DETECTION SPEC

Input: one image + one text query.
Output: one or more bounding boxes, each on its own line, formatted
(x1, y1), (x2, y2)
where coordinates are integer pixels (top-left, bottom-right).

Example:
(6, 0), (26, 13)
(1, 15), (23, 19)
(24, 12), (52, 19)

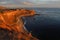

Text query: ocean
(23, 8), (60, 40)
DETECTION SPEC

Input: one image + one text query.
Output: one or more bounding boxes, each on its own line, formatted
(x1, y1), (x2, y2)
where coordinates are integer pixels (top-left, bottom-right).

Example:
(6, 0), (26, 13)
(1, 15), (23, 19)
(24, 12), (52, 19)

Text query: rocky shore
(0, 7), (39, 40)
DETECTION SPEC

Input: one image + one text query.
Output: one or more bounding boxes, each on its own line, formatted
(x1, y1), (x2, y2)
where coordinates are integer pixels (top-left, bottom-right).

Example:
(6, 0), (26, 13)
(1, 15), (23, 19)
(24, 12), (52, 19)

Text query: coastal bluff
(0, 7), (39, 40)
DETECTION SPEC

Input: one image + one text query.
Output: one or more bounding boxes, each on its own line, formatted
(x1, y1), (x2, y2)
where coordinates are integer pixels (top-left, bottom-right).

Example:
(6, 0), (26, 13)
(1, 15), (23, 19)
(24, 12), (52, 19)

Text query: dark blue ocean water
(23, 8), (60, 40)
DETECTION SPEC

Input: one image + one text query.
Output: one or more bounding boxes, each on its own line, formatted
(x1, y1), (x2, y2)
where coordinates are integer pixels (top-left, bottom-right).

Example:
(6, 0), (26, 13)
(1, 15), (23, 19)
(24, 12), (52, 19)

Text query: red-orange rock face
(0, 9), (39, 40)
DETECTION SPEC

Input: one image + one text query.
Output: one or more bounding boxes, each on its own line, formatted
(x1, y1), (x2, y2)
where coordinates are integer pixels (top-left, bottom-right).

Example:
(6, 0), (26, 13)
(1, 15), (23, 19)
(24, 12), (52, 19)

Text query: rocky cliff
(0, 8), (39, 40)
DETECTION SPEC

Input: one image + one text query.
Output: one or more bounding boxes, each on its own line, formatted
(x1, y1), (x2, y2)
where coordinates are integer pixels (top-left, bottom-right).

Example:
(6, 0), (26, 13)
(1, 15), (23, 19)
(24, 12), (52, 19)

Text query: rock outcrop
(0, 8), (39, 40)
